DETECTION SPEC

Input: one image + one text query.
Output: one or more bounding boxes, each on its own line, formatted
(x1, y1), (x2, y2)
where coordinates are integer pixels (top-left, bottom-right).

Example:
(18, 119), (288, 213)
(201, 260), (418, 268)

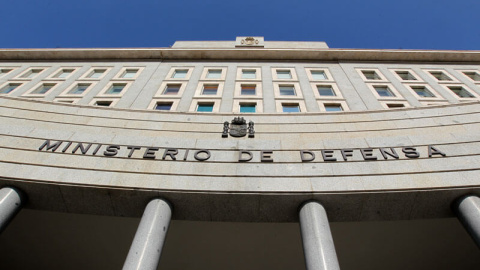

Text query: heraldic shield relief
(222, 117), (255, 138)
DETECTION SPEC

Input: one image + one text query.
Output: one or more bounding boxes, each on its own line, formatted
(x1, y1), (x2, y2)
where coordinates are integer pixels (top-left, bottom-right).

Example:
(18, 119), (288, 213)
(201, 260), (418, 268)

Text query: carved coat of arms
(222, 117), (254, 138)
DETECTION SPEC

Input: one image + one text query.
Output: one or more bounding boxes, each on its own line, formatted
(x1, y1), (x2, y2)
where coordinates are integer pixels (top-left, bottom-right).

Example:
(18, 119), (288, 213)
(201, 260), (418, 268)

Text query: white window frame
(89, 98), (120, 107)
(200, 67), (227, 80)
(148, 99), (180, 111)
(380, 101), (411, 109)
(318, 101), (349, 112)
(236, 67), (261, 81)
(0, 81), (24, 95)
(14, 67), (47, 80)
(112, 67), (145, 80)
(424, 69), (459, 83)
(440, 84), (480, 100)
(155, 81), (187, 98)
(390, 69), (423, 82)
(366, 83), (404, 100)
(234, 82), (263, 98)
(233, 100), (263, 113)
(0, 67), (19, 78)
(165, 67), (194, 80)
(271, 67), (298, 81)
(419, 101), (450, 107)
(275, 100), (307, 113)
(457, 70), (480, 83)
(310, 83), (344, 99)
(189, 99), (221, 113)
(194, 82), (225, 98)
(273, 82), (303, 99)
(405, 84), (444, 101)
(305, 68), (334, 82)
(97, 81), (132, 97)
(22, 81), (62, 97)
(356, 68), (388, 82)
(45, 67), (80, 80)
(58, 81), (97, 97)
(78, 67), (113, 80)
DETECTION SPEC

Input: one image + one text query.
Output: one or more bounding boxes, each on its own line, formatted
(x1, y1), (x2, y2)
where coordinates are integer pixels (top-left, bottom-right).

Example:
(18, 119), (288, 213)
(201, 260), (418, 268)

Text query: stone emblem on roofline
(222, 117), (255, 138)
(235, 36), (264, 47)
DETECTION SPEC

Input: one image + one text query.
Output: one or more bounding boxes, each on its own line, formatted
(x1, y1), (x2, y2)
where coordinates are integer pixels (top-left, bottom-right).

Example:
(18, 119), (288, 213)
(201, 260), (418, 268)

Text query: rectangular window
(463, 71), (480, 81)
(448, 86), (475, 98)
(121, 69), (138, 79)
(279, 85), (296, 96)
(31, 83), (55, 94)
(317, 85), (336, 96)
(95, 101), (112, 107)
(105, 83), (126, 94)
(362, 70), (381, 80)
(206, 69), (222, 79)
(202, 84), (218, 95)
(0, 83), (21, 94)
(430, 71), (452, 81)
(241, 84), (256, 95)
(241, 69), (256, 79)
(396, 71), (417, 81)
(282, 103), (300, 113)
(374, 86), (395, 97)
(55, 69), (75, 79)
(311, 71), (328, 80)
(163, 84), (181, 95)
(172, 69), (188, 79)
(67, 83), (91, 95)
(411, 86), (435, 97)
(240, 103), (256, 113)
(324, 104), (343, 112)
(387, 103), (405, 108)
(88, 69), (106, 79)
(277, 70), (292, 79)
(196, 102), (214, 112)
(154, 102), (173, 111)
(21, 69), (43, 79)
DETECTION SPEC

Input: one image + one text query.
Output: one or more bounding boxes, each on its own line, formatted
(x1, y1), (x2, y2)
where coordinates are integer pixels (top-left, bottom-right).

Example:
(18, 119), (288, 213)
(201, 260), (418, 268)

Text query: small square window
(172, 69), (188, 79)
(387, 103), (405, 108)
(0, 68), (13, 76)
(463, 71), (480, 82)
(206, 69), (222, 79)
(95, 101), (112, 107)
(317, 85), (336, 96)
(31, 83), (55, 94)
(324, 104), (343, 112)
(430, 71), (452, 81)
(277, 70), (292, 79)
(105, 83), (126, 94)
(240, 103), (256, 113)
(163, 84), (181, 95)
(155, 102), (173, 111)
(121, 69), (138, 79)
(196, 103), (214, 112)
(411, 86), (435, 98)
(279, 85), (296, 96)
(362, 70), (381, 80)
(395, 71), (417, 81)
(241, 84), (256, 95)
(374, 86), (395, 97)
(311, 71), (328, 80)
(21, 69), (43, 79)
(448, 86), (475, 98)
(242, 69), (256, 79)
(282, 103), (300, 113)
(67, 83), (91, 95)
(55, 69), (75, 79)
(0, 83), (21, 94)
(202, 84), (218, 95)
(88, 69), (106, 79)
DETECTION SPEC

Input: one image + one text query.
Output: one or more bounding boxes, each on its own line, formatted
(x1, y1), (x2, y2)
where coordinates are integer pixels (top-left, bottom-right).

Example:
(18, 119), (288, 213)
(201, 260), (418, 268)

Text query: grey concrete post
(123, 198), (172, 270)
(0, 187), (24, 233)
(454, 195), (480, 248)
(299, 201), (340, 270)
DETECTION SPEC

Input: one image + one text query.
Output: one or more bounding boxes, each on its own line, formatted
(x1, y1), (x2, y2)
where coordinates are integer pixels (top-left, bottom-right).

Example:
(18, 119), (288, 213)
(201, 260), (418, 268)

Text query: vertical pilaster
(0, 187), (24, 233)
(453, 195), (480, 248)
(123, 198), (172, 270)
(299, 201), (340, 270)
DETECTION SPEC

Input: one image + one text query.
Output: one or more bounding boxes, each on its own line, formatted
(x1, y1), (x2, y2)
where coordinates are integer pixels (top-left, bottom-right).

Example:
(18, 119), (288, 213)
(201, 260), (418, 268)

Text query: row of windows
(0, 67), (143, 81)
(359, 68), (480, 83)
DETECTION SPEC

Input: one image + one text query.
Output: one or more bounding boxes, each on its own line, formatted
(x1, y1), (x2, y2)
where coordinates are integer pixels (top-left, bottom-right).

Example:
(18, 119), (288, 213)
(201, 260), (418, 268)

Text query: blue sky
(1, 0), (479, 50)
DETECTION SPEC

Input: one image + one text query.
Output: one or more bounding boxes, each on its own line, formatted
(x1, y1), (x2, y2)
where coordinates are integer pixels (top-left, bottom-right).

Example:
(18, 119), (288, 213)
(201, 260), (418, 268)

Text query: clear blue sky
(1, 0), (479, 50)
